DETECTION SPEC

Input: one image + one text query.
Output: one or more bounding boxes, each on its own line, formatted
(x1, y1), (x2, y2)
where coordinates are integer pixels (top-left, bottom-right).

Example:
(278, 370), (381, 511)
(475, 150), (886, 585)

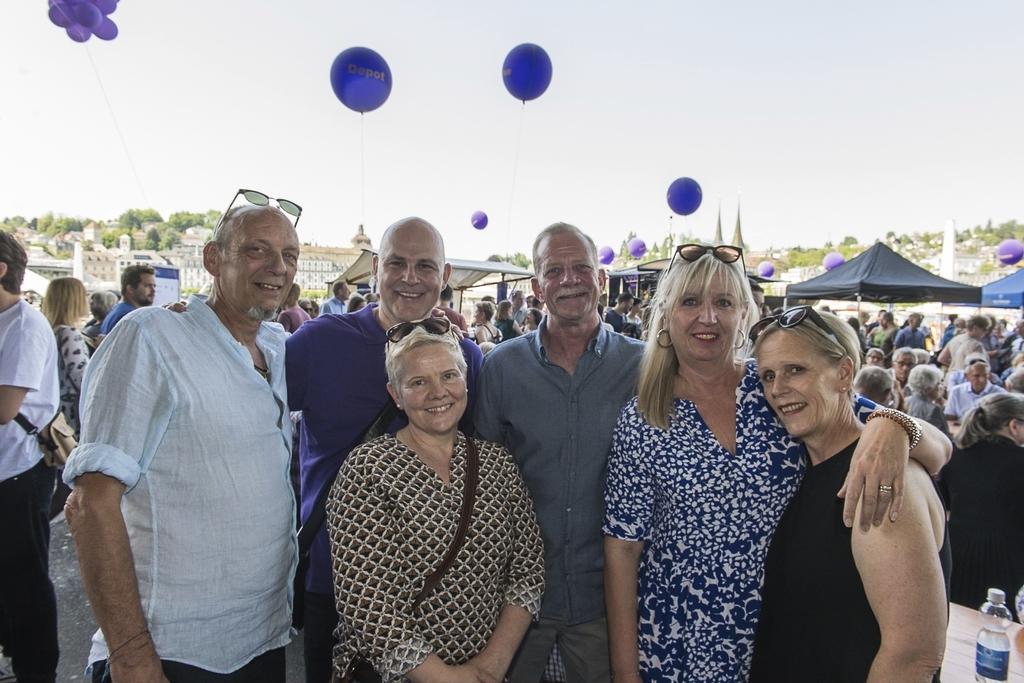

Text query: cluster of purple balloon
(48, 0), (119, 43)
(596, 240), (646, 266)
(998, 239), (1024, 266)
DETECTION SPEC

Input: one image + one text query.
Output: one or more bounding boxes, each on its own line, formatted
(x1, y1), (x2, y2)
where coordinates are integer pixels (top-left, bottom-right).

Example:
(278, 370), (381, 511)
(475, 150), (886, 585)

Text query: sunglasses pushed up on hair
(385, 317), (454, 345)
(218, 189), (303, 229)
(748, 305), (839, 344)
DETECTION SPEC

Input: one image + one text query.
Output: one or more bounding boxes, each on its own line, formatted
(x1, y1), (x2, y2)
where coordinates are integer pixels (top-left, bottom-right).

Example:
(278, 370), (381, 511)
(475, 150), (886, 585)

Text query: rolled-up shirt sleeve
(500, 445), (545, 616)
(63, 317), (174, 491)
(327, 448), (433, 680)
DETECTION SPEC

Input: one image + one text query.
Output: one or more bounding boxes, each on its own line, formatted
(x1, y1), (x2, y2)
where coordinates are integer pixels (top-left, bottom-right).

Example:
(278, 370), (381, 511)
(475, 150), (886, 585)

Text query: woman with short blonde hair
(328, 322), (544, 683)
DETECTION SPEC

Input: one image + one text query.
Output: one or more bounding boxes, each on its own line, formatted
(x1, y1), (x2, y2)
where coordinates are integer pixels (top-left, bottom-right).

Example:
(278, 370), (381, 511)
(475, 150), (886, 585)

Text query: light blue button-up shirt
(64, 295), (296, 674)
(318, 296), (347, 316)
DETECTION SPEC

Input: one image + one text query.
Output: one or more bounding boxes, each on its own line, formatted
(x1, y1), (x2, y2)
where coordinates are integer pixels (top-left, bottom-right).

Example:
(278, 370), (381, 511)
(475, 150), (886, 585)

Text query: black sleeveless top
(749, 440), (951, 683)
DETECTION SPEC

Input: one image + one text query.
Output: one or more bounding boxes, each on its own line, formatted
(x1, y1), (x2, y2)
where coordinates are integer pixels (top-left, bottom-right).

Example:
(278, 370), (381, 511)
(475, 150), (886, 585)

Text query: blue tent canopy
(981, 268), (1024, 308)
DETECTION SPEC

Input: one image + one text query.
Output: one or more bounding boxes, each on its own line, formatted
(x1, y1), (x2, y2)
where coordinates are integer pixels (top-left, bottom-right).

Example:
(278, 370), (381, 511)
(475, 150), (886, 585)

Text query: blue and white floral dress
(603, 360), (802, 683)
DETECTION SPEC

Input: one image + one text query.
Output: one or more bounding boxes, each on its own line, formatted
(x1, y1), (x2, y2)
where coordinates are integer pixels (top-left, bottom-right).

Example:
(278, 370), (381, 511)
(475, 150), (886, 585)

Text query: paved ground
(50, 514), (307, 682)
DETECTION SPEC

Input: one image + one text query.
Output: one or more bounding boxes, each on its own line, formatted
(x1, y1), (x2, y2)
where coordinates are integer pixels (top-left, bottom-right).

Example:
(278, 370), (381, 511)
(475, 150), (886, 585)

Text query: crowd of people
(0, 205), (1022, 683)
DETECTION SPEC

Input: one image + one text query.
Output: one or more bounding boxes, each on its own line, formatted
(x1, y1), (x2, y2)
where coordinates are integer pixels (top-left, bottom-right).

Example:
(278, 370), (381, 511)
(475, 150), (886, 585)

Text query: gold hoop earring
(734, 335), (747, 350)
(657, 329), (672, 348)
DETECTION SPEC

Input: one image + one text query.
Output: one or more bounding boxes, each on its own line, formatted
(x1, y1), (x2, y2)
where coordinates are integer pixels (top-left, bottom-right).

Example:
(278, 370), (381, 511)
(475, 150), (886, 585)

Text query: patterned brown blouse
(327, 433), (545, 682)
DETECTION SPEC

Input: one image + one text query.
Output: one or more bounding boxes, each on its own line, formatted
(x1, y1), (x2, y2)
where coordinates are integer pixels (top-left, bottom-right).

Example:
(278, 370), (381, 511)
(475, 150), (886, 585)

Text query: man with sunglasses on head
(285, 216), (484, 683)
(473, 223), (646, 683)
(64, 193), (302, 683)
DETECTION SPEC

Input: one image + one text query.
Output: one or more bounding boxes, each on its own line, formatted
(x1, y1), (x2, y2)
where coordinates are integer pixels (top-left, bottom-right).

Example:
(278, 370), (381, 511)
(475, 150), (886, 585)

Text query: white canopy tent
(336, 249), (534, 308)
(22, 268), (52, 295)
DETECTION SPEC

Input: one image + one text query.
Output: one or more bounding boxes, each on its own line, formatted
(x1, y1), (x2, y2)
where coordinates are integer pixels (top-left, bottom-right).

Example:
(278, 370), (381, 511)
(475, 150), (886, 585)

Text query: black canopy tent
(784, 243), (981, 306)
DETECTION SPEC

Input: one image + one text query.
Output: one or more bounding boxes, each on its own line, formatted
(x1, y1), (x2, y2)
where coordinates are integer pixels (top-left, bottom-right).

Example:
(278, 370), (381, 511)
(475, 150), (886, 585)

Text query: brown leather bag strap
(410, 432), (479, 610)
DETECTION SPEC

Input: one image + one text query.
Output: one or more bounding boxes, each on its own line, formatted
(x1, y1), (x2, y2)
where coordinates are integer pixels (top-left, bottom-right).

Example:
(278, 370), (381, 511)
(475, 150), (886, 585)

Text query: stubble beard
(247, 306), (277, 322)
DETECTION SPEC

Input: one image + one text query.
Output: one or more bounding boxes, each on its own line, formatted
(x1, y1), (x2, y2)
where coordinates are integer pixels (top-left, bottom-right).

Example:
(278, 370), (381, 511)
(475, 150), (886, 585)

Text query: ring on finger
(878, 484), (894, 493)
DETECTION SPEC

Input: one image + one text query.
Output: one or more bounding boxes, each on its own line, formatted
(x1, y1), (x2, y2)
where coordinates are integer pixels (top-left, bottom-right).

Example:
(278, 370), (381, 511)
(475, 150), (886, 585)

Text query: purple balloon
(667, 177), (703, 216)
(48, 3), (75, 27)
(502, 44), (553, 102)
(93, 16), (117, 40)
(628, 238), (647, 259)
(471, 211), (488, 230)
(93, 0), (117, 14)
(74, 1), (102, 28)
(757, 261), (775, 278)
(66, 24), (92, 42)
(329, 47), (393, 114)
(997, 239), (1024, 266)
(822, 252), (846, 271)
(598, 246), (615, 265)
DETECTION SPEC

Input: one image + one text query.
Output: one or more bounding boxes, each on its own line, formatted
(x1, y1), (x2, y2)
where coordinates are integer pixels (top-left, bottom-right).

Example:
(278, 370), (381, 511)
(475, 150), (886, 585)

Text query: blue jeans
(0, 459), (59, 683)
(91, 646), (285, 682)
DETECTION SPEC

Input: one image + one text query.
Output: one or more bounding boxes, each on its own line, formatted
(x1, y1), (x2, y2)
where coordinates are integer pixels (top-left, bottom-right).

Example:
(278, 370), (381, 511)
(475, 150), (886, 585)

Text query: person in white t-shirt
(0, 232), (60, 682)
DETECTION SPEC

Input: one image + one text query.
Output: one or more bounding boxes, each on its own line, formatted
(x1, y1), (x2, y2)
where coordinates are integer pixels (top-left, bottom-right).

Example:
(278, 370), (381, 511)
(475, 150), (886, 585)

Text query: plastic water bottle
(976, 588), (1012, 682)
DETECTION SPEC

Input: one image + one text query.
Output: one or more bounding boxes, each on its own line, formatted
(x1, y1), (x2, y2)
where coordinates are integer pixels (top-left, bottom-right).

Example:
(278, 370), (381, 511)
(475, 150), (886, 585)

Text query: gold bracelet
(865, 407), (922, 450)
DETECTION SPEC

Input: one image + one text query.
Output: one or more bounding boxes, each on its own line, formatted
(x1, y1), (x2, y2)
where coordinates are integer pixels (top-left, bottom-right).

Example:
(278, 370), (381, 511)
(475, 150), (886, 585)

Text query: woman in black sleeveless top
(749, 308), (950, 683)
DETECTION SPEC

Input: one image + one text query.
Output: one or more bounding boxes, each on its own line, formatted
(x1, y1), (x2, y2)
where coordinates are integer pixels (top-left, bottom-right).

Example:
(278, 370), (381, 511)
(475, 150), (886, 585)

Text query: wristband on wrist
(865, 407), (922, 450)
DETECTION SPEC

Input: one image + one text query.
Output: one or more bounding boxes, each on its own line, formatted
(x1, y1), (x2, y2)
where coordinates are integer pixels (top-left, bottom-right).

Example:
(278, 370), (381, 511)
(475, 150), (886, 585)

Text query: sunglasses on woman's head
(748, 305), (839, 344)
(673, 243), (744, 265)
(386, 317), (454, 344)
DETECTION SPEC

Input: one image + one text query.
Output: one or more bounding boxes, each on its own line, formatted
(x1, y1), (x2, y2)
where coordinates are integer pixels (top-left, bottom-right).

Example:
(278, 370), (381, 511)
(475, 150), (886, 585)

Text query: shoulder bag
(335, 434), (480, 683)
(15, 411), (77, 468)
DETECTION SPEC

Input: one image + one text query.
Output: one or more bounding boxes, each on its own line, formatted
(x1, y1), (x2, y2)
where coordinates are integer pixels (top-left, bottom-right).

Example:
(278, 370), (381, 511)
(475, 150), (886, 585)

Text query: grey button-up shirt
(474, 319), (644, 624)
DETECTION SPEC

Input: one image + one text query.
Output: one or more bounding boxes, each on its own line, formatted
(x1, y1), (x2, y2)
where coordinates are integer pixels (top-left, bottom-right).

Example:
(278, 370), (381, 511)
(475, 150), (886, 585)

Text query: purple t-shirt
(276, 306), (310, 334)
(285, 303), (484, 594)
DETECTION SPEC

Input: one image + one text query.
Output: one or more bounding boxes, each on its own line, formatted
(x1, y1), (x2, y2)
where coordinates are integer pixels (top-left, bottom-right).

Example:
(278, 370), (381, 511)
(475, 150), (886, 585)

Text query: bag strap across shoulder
(14, 412), (39, 435)
(411, 432), (479, 610)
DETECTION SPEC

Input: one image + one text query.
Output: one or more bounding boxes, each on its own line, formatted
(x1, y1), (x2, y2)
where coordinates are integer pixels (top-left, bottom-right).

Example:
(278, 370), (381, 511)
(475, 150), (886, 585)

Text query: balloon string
(84, 44), (149, 207)
(505, 102), (525, 258)
(360, 113), (366, 229)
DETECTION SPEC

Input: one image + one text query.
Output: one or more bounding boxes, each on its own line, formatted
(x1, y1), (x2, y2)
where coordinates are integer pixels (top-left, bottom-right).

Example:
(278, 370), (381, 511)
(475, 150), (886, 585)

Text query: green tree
(505, 252), (531, 269)
(166, 211), (208, 233)
(841, 236), (858, 246)
(102, 228), (133, 249)
(117, 208), (164, 232)
(1, 216), (26, 229)
(159, 231), (180, 251)
(144, 227), (162, 250)
(618, 232), (637, 260)
(36, 212), (88, 235)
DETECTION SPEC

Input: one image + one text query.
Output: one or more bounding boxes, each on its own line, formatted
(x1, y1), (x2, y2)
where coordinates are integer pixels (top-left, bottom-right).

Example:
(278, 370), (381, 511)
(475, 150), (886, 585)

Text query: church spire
(712, 197), (724, 245)
(731, 195), (744, 248)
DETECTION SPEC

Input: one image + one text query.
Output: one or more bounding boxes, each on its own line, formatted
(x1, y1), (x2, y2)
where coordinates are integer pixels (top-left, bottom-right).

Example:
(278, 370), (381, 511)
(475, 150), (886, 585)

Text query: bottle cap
(988, 588), (1006, 604)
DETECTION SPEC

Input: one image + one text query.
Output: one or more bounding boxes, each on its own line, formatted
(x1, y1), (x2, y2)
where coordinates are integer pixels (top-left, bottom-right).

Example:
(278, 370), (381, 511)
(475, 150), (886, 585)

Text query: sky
(2, 0), (1022, 261)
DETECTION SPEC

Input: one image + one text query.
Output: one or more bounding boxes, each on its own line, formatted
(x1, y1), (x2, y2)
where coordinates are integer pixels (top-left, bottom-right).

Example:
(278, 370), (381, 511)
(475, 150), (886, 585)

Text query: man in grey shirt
(474, 222), (644, 683)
